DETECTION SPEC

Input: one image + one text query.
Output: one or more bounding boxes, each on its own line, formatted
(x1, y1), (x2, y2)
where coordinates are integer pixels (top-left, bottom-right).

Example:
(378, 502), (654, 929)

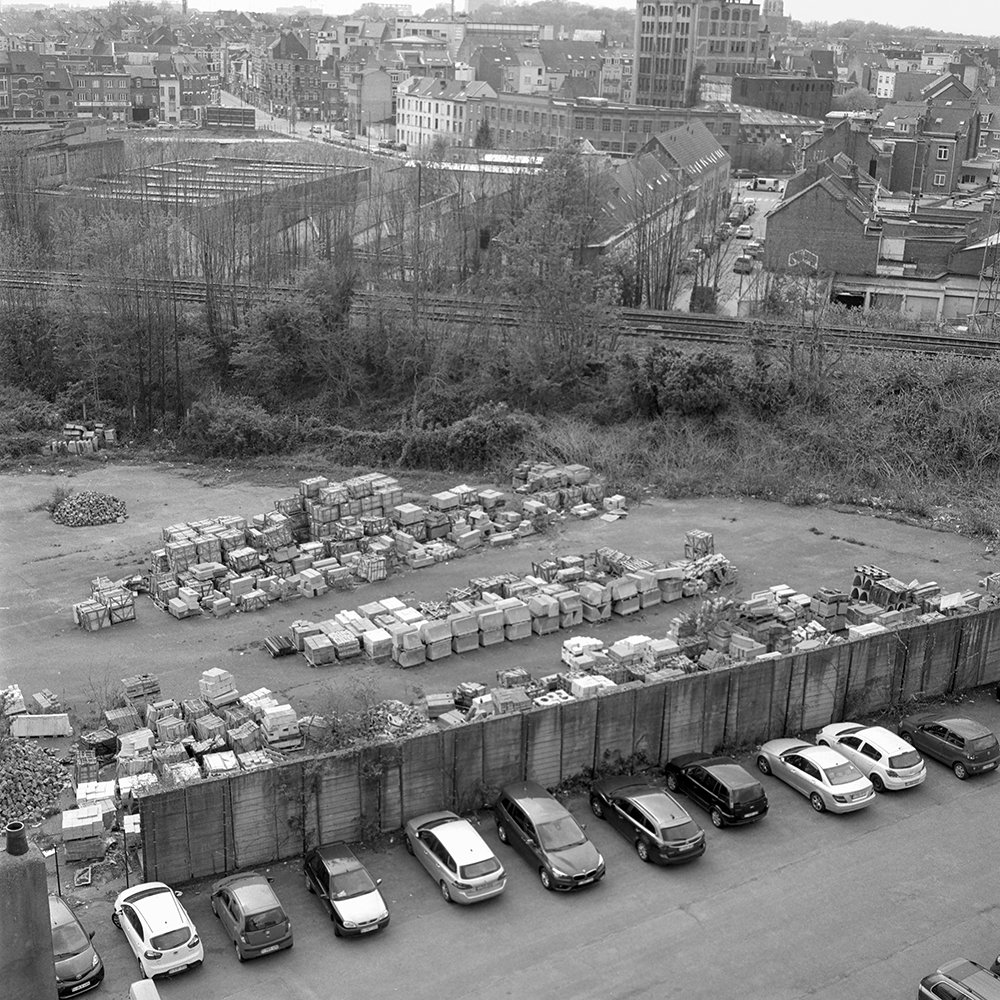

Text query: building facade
(633, 0), (767, 109)
(733, 74), (832, 118)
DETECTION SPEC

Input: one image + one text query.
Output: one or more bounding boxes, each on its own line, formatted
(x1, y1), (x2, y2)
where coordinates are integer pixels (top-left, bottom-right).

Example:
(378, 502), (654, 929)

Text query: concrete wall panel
(481, 714), (525, 789)
(665, 674), (706, 756)
(801, 647), (845, 729)
(232, 771), (280, 869)
(702, 668), (732, 752)
(525, 706), (562, 788)
(185, 780), (232, 877)
(401, 732), (446, 820)
(315, 754), (362, 846)
(632, 680), (666, 763)
(595, 687), (636, 766)
(559, 697), (598, 775)
(733, 660), (774, 745)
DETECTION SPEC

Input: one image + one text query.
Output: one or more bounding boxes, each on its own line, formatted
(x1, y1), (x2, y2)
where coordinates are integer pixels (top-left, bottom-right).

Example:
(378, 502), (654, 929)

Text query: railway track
(0, 269), (996, 357)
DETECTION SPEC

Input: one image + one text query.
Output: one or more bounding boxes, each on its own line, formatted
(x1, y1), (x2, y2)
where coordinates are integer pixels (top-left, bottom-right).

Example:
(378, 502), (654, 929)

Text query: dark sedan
(664, 753), (768, 827)
(589, 776), (705, 865)
(897, 713), (1000, 779)
(49, 895), (104, 998)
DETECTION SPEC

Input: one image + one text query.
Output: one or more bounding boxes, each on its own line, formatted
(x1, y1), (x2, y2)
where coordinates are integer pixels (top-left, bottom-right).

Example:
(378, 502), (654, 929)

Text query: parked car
(589, 776), (705, 865)
(745, 239), (764, 258)
(663, 753), (768, 827)
(897, 713), (1000, 779)
(395, 142), (407, 151)
(742, 198), (757, 215)
(735, 224), (754, 239)
(303, 842), (389, 935)
(377, 139), (394, 148)
(733, 255), (754, 274)
(816, 722), (926, 792)
(404, 810), (506, 904)
(716, 222), (734, 239)
(694, 234), (718, 256)
(112, 882), (204, 980)
(343, 132), (356, 141)
(210, 872), (293, 960)
(493, 780), (605, 890)
(50, 894), (104, 998)
(309, 125), (323, 134)
(756, 739), (875, 813)
(919, 959), (1000, 999)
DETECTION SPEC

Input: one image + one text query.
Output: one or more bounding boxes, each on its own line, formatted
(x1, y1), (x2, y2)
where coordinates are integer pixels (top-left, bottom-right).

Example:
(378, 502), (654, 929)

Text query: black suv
(494, 780), (605, 891)
(664, 753), (769, 827)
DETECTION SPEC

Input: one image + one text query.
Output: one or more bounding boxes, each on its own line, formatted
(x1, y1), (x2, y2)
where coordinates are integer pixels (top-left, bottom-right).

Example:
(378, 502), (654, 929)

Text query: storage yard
(3, 461), (1000, 1000)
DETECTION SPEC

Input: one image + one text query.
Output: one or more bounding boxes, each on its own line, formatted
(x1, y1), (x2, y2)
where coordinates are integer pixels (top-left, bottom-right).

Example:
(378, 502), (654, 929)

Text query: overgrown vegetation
(2, 145), (999, 536)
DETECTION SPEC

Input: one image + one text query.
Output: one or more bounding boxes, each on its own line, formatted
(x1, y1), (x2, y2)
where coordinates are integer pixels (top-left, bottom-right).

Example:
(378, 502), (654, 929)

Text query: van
(750, 177), (781, 192)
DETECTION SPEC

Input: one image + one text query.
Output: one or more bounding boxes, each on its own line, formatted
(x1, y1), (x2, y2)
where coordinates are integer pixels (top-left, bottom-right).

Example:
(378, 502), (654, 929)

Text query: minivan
(494, 780), (605, 891)
(750, 177), (781, 192)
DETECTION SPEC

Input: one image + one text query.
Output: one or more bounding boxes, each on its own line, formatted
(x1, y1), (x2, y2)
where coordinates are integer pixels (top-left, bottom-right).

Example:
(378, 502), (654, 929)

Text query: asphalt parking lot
(78, 692), (1000, 1000)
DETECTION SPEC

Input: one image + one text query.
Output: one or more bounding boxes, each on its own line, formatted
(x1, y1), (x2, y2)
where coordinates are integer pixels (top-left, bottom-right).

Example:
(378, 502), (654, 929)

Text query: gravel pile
(0, 739), (69, 828)
(52, 491), (127, 527)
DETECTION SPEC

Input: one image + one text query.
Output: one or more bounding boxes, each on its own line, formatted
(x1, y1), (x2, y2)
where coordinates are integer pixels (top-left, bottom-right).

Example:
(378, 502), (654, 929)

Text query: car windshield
(823, 762), (861, 785)
(329, 869), (376, 899)
(245, 907), (285, 931)
(150, 927), (190, 950)
(661, 820), (700, 841)
(536, 816), (586, 851)
(731, 785), (762, 804)
(51, 919), (90, 959)
(460, 857), (501, 880)
(888, 750), (922, 769)
(971, 736), (997, 752)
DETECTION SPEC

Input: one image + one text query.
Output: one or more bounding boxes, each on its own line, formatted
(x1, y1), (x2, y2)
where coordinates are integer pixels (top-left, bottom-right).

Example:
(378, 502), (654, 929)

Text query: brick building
(0, 52), (74, 120)
(732, 74), (833, 118)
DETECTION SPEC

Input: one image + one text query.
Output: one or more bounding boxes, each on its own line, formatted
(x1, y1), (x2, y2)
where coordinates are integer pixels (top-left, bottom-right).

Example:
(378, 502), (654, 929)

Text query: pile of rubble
(0, 739), (70, 828)
(52, 491), (127, 527)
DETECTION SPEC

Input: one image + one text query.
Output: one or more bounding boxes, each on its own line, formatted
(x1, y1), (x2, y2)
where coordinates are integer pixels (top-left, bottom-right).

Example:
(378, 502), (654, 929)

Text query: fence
(140, 606), (1000, 883)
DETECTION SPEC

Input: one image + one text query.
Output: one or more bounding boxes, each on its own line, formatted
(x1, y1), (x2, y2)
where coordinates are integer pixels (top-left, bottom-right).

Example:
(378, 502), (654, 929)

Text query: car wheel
(405, 836), (414, 856)
(137, 957), (146, 979)
(900, 732), (914, 744)
(953, 761), (968, 780)
(235, 941), (244, 963)
(636, 839), (651, 863)
(871, 774), (885, 793)
(211, 899), (219, 918)
(539, 869), (553, 891)
(756, 755), (771, 775)
(665, 773), (679, 792)
(111, 912), (121, 929)
(710, 807), (724, 828)
(305, 872), (314, 893)
(497, 824), (509, 845)
(589, 796), (604, 819)
(810, 792), (826, 813)
(333, 923), (341, 937)
(440, 880), (452, 903)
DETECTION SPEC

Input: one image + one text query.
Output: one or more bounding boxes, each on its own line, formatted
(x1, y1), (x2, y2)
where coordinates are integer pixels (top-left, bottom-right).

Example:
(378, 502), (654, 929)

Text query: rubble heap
(0, 739), (70, 827)
(52, 491), (128, 527)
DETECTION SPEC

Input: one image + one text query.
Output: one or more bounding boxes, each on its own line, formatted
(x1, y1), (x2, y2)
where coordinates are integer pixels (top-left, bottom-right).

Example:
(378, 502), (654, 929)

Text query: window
(936, 147), (949, 160)
(933, 172), (946, 187)
(600, 118), (611, 131)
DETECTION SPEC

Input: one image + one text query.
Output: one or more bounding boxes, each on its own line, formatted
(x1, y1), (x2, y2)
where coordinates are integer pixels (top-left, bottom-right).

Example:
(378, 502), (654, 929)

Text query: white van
(750, 177), (782, 192)
(130, 982), (162, 1000)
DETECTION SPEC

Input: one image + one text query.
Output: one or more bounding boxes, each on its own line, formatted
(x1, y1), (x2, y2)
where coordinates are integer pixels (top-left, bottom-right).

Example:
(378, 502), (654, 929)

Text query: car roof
(123, 885), (185, 928)
(500, 781), (568, 822)
(941, 960), (1000, 999)
(625, 787), (691, 825)
(432, 818), (494, 861)
(228, 876), (281, 913)
(938, 718), (995, 739)
(314, 842), (364, 875)
(48, 894), (78, 929)
(704, 760), (760, 789)
(850, 725), (913, 749)
(800, 745), (851, 767)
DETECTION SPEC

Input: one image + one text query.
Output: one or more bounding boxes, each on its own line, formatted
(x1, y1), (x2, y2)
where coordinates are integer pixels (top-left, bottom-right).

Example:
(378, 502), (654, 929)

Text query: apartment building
(633, 0), (767, 109)
(396, 75), (495, 149)
(0, 51), (74, 119)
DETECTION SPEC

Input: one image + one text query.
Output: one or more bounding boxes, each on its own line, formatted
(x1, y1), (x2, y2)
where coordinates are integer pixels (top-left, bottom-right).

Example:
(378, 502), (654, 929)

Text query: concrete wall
(141, 606), (1000, 884)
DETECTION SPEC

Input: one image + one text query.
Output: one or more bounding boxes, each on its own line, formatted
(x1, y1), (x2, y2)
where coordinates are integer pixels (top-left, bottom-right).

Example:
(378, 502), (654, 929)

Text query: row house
(599, 47), (634, 103)
(396, 76), (495, 150)
(343, 49), (394, 134)
(0, 52), (74, 120)
(260, 31), (324, 120)
(72, 67), (130, 119)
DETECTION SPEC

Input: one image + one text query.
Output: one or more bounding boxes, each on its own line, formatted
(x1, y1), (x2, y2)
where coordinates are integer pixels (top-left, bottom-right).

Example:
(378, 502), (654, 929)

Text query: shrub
(179, 394), (292, 458)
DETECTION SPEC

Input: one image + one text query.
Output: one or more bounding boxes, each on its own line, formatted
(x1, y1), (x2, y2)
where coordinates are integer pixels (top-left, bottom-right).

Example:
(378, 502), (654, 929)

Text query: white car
(404, 810), (506, 904)
(735, 224), (754, 239)
(816, 722), (926, 792)
(112, 882), (204, 980)
(756, 739), (875, 813)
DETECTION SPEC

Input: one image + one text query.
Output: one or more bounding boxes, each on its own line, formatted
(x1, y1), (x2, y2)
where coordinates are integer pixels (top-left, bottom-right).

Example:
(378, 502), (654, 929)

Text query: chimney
(0, 821), (58, 999)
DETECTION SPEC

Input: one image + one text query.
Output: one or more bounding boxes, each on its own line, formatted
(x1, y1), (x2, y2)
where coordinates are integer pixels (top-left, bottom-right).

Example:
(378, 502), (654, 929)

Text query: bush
(179, 394), (292, 458)
(0, 431), (49, 458)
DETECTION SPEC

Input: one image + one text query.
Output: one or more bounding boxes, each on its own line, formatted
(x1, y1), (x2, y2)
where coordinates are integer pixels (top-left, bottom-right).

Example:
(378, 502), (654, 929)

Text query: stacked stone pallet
(62, 805), (105, 861)
(199, 668), (239, 709)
